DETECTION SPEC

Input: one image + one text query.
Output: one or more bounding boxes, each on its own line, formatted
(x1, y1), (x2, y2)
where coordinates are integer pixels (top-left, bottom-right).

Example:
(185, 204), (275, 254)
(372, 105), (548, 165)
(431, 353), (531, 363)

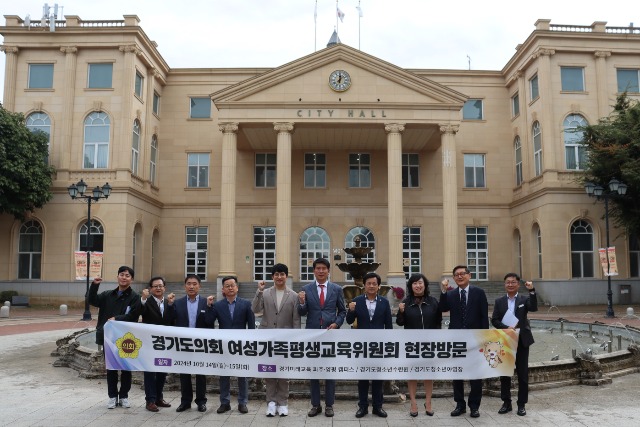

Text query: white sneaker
(120, 397), (130, 408)
(277, 405), (288, 416)
(107, 397), (117, 409)
(266, 401), (277, 417)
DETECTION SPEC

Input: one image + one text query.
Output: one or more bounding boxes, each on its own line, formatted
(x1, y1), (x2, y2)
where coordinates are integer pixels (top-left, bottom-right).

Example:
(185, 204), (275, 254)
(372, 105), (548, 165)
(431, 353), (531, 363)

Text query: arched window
(132, 224), (141, 272)
(532, 121), (542, 177)
(83, 112), (110, 169)
(535, 225), (543, 278)
(151, 229), (159, 276)
(150, 135), (158, 185)
(79, 220), (104, 252)
(564, 114), (588, 170)
(299, 227), (331, 281)
(514, 136), (523, 186)
(18, 220), (43, 279)
(571, 220), (594, 278)
(26, 112), (51, 162)
(514, 229), (522, 277)
(131, 120), (141, 175)
(344, 227), (376, 281)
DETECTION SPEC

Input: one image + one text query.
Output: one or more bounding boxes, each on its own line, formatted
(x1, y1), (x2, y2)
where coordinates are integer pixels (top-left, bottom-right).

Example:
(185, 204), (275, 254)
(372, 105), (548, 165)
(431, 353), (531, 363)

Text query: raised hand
(298, 290), (306, 304)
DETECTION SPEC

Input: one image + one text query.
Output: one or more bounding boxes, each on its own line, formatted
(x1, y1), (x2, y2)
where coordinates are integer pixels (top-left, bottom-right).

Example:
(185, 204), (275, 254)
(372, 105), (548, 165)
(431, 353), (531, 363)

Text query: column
(218, 122), (239, 284)
(0, 46), (19, 110)
(534, 48), (555, 173)
(440, 124), (460, 276)
(594, 51), (611, 119)
(385, 123), (405, 286)
(59, 46), (78, 170)
(141, 67), (157, 183)
(118, 44), (139, 170)
(274, 122), (294, 276)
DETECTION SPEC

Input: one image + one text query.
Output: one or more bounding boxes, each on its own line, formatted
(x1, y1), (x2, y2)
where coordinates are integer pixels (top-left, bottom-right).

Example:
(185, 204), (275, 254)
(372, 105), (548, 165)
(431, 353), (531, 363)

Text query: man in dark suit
(297, 258), (346, 418)
(208, 276), (255, 415)
(140, 276), (176, 412)
(491, 273), (537, 416)
(346, 272), (392, 418)
(174, 274), (215, 413)
(439, 265), (489, 418)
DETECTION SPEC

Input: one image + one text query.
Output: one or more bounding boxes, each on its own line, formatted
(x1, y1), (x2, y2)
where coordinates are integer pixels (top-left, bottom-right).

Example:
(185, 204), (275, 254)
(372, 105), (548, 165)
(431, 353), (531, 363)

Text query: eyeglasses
(505, 280), (519, 285)
(223, 283), (237, 288)
(453, 272), (469, 277)
(151, 285), (165, 288)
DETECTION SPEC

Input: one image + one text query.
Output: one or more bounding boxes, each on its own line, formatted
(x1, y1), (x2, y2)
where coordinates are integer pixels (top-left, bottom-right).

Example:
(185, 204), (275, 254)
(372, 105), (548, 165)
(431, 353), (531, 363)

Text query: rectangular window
(402, 153), (419, 188)
(185, 226), (207, 280)
(466, 226), (488, 281)
(511, 92), (520, 117)
(150, 137), (158, 185)
(28, 64), (54, 89)
(190, 97), (211, 118)
(304, 153), (326, 188)
(630, 234), (640, 277)
(561, 66), (585, 92)
(533, 123), (542, 177)
(617, 69), (640, 93)
(187, 153), (210, 188)
(462, 99), (483, 120)
(87, 63), (113, 89)
(529, 74), (539, 101)
(153, 92), (160, 115)
(464, 154), (486, 188)
(254, 226), (276, 281)
(515, 138), (523, 186)
(255, 153), (276, 188)
(349, 153), (371, 188)
(402, 226), (421, 280)
(134, 71), (143, 98)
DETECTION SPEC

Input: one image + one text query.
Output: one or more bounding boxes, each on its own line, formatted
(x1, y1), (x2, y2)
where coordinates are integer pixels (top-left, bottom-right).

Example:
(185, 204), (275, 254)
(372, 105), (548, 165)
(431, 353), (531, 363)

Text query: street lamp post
(584, 178), (627, 318)
(67, 179), (112, 321)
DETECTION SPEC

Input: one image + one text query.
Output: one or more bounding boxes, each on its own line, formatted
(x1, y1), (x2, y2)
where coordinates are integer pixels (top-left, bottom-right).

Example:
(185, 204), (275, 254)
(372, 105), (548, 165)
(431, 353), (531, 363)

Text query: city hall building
(1, 14), (639, 305)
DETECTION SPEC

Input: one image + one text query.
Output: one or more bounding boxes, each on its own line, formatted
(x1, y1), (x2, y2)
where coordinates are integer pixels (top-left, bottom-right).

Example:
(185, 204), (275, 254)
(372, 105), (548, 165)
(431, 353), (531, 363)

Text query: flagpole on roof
(314, 0), (318, 51)
(336, 0), (339, 36)
(357, 0), (362, 50)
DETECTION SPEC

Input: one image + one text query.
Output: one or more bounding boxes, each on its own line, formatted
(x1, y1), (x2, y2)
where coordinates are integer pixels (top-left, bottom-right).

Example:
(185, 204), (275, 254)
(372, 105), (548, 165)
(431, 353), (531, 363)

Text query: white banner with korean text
(104, 321), (518, 380)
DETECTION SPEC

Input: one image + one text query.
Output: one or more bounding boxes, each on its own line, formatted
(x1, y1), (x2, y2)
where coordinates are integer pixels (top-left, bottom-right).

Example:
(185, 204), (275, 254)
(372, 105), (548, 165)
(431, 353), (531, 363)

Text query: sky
(1, 0), (637, 101)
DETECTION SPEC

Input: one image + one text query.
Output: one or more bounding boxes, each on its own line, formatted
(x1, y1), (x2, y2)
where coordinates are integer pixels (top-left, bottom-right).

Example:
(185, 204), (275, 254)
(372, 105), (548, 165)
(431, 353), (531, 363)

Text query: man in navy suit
(491, 273), (537, 416)
(297, 258), (346, 417)
(439, 265), (489, 418)
(174, 274), (215, 413)
(208, 276), (255, 415)
(140, 276), (176, 412)
(346, 272), (392, 418)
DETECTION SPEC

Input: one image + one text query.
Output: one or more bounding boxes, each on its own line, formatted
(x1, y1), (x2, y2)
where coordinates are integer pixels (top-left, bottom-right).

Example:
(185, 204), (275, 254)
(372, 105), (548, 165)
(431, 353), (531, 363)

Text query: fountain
(335, 236), (390, 302)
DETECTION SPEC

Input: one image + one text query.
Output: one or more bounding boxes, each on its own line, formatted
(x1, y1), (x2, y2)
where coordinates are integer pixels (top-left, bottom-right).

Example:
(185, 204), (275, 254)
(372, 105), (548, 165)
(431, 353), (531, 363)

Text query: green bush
(0, 290), (18, 304)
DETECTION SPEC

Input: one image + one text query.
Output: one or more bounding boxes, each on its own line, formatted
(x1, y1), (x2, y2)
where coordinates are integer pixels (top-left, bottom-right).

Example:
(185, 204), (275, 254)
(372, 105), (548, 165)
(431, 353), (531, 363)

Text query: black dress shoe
(470, 408), (480, 418)
(176, 403), (191, 412)
(355, 407), (368, 418)
(156, 399), (171, 408)
(517, 405), (526, 416)
(372, 407), (387, 418)
(450, 406), (466, 416)
(216, 403), (231, 414)
(324, 406), (334, 417)
(498, 402), (512, 414)
(307, 405), (322, 417)
(146, 402), (159, 412)
(197, 404), (206, 412)
(238, 403), (248, 414)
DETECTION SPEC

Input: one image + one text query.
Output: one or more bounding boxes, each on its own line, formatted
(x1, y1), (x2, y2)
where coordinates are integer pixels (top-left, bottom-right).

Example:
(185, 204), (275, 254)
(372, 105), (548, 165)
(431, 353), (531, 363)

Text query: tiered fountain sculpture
(336, 236), (390, 302)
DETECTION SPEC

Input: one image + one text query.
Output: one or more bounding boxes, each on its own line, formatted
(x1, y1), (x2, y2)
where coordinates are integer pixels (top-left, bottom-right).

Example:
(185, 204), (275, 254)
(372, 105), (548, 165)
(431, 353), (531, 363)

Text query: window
(464, 154), (485, 188)
(79, 220), (104, 252)
(532, 121), (542, 177)
(187, 153), (209, 188)
(87, 63), (113, 89)
(150, 135), (158, 185)
(402, 153), (419, 188)
(514, 136), (523, 186)
(511, 92), (520, 117)
(344, 227), (376, 281)
(185, 226), (207, 280)
(134, 71), (143, 98)
(28, 64), (53, 89)
(463, 99), (483, 120)
(564, 114), (588, 170)
(561, 66), (585, 92)
(466, 226), (488, 281)
(153, 92), (160, 115)
(18, 220), (43, 279)
(515, 230), (522, 278)
(300, 227), (330, 281)
(348, 153), (371, 188)
(132, 225), (140, 272)
(254, 226), (276, 281)
(83, 112), (110, 169)
(26, 112), (51, 162)
(571, 220), (594, 278)
(529, 74), (539, 101)
(189, 97), (211, 118)
(535, 226), (543, 278)
(630, 234), (640, 277)
(151, 229), (159, 276)
(403, 226), (421, 280)
(255, 153), (276, 188)
(304, 153), (326, 188)
(131, 120), (141, 176)
(617, 69), (640, 93)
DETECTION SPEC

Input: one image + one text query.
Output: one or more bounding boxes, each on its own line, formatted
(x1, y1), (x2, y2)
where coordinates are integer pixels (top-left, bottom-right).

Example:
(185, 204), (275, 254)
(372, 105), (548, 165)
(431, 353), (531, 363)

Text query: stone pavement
(1, 304), (640, 426)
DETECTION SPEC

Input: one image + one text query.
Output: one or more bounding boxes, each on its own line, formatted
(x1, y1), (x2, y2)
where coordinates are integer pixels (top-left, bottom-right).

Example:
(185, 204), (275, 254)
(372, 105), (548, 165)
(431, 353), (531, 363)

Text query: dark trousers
(107, 369), (132, 399)
(179, 373), (207, 405)
(357, 380), (383, 409)
(501, 343), (530, 406)
(310, 379), (335, 406)
(144, 371), (167, 403)
(453, 379), (482, 410)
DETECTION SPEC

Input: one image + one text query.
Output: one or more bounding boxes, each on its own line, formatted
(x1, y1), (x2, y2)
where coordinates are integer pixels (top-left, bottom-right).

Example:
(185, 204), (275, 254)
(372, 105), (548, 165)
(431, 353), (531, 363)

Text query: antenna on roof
(24, 14), (31, 28)
(467, 55), (471, 70)
(40, 3), (61, 32)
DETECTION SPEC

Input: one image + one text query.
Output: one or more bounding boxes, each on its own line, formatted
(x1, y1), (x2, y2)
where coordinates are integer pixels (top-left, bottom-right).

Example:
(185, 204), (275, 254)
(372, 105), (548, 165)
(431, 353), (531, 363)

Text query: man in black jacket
(491, 273), (537, 416)
(140, 276), (176, 412)
(88, 265), (141, 410)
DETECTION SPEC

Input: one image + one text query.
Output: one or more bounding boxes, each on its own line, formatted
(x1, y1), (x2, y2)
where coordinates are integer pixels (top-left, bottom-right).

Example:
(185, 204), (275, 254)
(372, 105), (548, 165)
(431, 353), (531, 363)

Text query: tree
(0, 103), (55, 220)
(581, 94), (640, 236)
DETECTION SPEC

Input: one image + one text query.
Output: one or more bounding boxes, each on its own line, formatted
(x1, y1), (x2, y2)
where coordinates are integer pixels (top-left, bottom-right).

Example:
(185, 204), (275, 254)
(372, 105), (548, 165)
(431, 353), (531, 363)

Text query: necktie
(319, 284), (325, 308)
(460, 288), (467, 328)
